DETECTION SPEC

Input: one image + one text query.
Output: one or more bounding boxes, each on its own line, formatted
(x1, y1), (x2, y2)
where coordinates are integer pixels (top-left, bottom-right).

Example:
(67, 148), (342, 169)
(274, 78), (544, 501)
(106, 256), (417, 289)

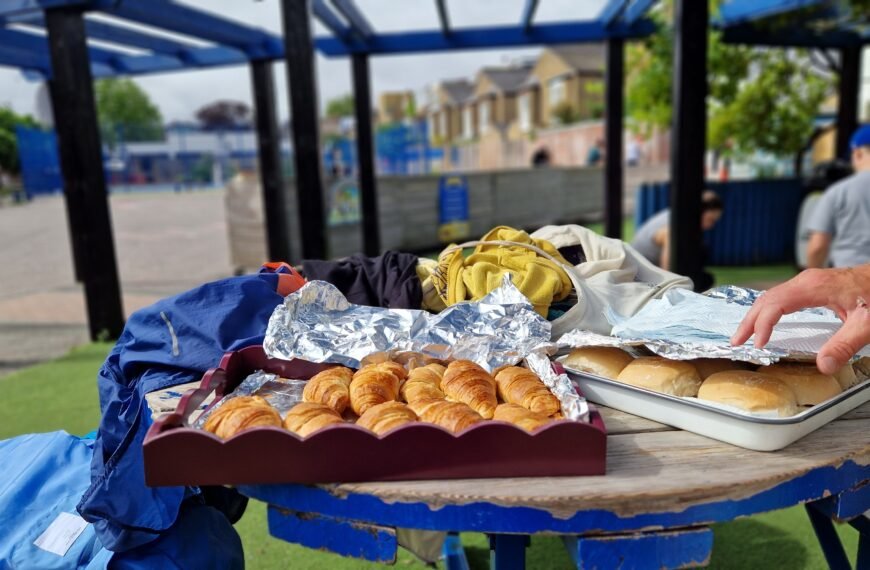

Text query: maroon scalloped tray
(143, 346), (607, 486)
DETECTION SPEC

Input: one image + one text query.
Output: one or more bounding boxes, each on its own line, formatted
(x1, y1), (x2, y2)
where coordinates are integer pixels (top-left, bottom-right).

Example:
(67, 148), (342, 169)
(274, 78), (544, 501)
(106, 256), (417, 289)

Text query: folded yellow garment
(417, 258), (447, 312)
(432, 226), (572, 317)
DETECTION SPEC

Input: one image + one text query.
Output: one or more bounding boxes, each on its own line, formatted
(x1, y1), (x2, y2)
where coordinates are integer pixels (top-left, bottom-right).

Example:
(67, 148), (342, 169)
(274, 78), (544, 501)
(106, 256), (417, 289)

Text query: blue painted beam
(522, 0), (539, 33)
(314, 20), (656, 56)
(331, 0), (374, 39)
(15, 14), (204, 58)
(721, 23), (864, 47)
(312, 0), (352, 40)
(623, 0), (659, 25)
(0, 0), (97, 18)
(435, 0), (450, 36)
(0, 27), (126, 71)
(718, 0), (827, 26)
(563, 528), (714, 569)
(103, 0), (282, 59)
(0, 44), (50, 72)
(597, 0), (630, 27)
(267, 506), (397, 563)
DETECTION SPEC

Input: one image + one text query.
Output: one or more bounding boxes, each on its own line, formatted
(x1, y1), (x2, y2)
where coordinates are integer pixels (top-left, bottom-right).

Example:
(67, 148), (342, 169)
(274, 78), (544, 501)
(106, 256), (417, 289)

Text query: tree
(551, 101), (583, 126)
(195, 100), (252, 130)
(0, 107), (40, 176)
(625, 1), (830, 160)
(95, 78), (164, 148)
(325, 94), (354, 119)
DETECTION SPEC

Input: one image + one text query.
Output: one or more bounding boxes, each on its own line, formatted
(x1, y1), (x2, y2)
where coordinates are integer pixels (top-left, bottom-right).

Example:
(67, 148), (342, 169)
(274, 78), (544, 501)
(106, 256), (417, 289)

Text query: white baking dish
(561, 362), (870, 451)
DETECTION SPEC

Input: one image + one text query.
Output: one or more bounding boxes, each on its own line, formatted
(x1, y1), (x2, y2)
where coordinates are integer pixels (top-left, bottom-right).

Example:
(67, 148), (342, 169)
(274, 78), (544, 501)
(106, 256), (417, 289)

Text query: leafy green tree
(551, 101), (583, 126)
(0, 107), (40, 175)
(94, 78), (164, 148)
(325, 94), (354, 119)
(625, 1), (829, 159)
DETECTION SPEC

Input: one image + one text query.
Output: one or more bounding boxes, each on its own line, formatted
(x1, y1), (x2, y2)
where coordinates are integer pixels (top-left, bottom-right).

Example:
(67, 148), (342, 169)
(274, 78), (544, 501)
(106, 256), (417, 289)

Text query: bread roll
(563, 347), (634, 379)
(757, 362), (842, 405)
(615, 357), (702, 396)
(698, 370), (799, 417)
(833, 364), (859, 391)
(689, 358), (751, 380)
(356, 401), (417, 435)
(283, 402), (344, 437)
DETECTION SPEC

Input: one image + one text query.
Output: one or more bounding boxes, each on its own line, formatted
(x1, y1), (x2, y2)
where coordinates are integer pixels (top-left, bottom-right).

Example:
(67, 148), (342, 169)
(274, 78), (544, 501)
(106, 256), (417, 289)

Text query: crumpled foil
(560, 286), (870, 365)
(264, 275), (550, 371)
(194, 371), (308, 428)
(263, 275), (587, 422)
(525, 346), (589, 422)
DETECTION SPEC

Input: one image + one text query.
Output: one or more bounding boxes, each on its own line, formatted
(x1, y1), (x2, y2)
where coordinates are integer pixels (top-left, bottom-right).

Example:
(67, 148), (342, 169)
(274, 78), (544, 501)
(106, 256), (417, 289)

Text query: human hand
(730, 266), (870, 375)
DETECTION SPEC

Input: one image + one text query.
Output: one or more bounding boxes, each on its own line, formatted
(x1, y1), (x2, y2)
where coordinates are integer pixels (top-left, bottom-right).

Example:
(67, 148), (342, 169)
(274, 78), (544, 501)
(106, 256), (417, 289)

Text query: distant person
(631, 190), (724, 292)
(586, 139), (604, 167)
(531, 147), (551, 167)
(805, 124), (870, 268)
(626, 138), (642, 167)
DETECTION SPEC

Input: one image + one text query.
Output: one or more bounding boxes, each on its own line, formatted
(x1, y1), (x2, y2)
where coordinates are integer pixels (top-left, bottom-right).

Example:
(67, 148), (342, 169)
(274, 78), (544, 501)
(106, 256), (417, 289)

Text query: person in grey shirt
(632, 190), (724, 273)
(807, 125), (870, 268)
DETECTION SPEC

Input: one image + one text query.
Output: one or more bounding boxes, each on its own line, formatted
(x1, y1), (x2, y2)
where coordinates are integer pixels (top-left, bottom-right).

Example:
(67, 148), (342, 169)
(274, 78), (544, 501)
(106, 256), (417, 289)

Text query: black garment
(301, 250), (423, 309)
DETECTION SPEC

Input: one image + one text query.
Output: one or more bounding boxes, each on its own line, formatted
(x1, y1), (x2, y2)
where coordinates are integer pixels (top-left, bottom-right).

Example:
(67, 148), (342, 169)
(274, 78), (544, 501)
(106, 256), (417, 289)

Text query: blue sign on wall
(438, 175), (470, 242)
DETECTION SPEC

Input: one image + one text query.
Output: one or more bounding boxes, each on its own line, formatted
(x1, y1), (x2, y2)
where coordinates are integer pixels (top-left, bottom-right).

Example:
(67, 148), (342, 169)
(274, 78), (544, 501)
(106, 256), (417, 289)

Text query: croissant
(415, 399), (484, 433)
(374, 361), (408, 383)
(204, 396), (282, 439)
(493, 403), (554, 433)
(349, 364), (401, 415)
(356, 401), (418, 435)
(302, 366), (354, 413)
(494, 366), (560, 416)
(400, 364), (446, 405)
(440, 360), (498, 419)
(283, 402), (344, 437)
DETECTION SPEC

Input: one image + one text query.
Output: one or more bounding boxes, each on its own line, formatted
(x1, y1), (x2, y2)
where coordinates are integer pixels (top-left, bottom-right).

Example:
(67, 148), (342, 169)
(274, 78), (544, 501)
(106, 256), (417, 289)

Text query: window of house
(548, 77), (566, 108)
(439, 112), (447, 140)
(427, 114), (436, 139)
(479, 100), (490, 134)
(462, 106), (473, 139)
(518, 93), (531, 132)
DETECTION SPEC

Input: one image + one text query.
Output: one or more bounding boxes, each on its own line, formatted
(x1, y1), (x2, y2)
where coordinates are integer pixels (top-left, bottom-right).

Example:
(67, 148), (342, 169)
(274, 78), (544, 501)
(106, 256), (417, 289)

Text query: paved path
(0, 190), (233, 376)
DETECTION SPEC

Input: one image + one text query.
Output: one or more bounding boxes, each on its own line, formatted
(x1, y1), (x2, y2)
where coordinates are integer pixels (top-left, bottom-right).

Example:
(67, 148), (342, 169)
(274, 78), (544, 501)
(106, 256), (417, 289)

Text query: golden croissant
(493, 403), (554, 433)
(283, 402), (344, 437)
(356, 401), (418, 435)
(440, 360), (498, 419)
(302, 366), (354, 413)
(349, 364), (401, 415)
(400, 364), (446, 405)
(415, 399), (484, 433)
(203, 396), (281, 439)
(494, 366), (560, 416)
(374, 361), (408, 383)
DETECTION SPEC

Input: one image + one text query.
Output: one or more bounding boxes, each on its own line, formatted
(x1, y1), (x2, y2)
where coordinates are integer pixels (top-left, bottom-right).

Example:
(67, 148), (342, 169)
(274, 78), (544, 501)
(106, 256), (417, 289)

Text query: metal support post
(280, 0), (327, 260)
(668, 0), (708, 278)
(250, 59), (292, 262)
(351, 52), (380, 256)
(45, 6), (125, 340)
(835, 45), (861, 161)
(604, 37), (624, 240)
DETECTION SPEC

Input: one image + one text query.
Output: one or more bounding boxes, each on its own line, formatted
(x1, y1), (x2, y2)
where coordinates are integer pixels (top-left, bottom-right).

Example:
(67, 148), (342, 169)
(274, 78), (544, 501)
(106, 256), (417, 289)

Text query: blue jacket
(0, 431), (243, 569)
(76, 271), (287, 552)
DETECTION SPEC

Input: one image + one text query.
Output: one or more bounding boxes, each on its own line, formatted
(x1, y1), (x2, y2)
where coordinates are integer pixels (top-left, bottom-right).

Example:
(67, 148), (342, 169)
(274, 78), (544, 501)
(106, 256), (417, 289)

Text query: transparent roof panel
(355, 0), (440, 33)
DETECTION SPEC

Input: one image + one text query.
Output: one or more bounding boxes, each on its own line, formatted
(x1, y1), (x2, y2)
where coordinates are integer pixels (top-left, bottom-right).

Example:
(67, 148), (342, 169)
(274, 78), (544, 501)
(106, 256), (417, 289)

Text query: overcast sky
(0, 0), (608, 123)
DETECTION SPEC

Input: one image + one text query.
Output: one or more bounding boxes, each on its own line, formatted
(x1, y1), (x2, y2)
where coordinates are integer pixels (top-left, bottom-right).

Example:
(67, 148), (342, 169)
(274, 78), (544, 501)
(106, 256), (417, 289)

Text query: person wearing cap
(630, 190), (724, 291)
(805, 124), (870, 268)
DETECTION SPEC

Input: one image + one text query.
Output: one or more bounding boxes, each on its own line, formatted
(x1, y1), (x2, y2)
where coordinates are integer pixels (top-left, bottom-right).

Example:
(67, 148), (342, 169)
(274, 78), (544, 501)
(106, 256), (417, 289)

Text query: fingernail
(819, 356), (838, 374)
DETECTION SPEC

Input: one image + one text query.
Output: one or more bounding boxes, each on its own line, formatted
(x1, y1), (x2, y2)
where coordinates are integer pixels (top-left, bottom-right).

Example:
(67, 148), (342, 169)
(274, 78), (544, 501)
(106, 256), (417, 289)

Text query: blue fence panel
(15, 126), (63, 198)
(635, 179), (804, 266)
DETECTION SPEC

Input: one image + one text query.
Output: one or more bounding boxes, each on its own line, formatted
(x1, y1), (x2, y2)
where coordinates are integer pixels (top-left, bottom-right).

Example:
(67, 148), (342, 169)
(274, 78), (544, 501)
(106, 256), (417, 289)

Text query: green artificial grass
(1, 343), (859, 568)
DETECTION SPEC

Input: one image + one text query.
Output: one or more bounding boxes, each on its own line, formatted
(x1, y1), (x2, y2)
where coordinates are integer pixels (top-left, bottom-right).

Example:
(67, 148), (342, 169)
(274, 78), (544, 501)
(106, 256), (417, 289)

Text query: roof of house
(548, 43), (605, 71)
(478, 63), (534, 95)
(440, 79), (475, 105)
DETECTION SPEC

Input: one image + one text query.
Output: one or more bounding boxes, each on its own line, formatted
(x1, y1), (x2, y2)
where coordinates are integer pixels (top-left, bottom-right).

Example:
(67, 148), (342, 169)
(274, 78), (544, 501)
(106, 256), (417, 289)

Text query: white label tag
(33, 512), (88, 557)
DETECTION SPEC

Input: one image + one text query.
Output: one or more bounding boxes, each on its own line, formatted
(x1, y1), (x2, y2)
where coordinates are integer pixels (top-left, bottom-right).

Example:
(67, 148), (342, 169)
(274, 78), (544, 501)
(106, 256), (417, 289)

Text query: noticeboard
(438, 175), (470, 243)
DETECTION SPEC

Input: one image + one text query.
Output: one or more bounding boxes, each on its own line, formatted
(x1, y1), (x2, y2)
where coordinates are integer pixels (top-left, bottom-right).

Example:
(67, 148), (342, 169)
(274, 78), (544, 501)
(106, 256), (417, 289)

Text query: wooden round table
(240, 402), (870, 569)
